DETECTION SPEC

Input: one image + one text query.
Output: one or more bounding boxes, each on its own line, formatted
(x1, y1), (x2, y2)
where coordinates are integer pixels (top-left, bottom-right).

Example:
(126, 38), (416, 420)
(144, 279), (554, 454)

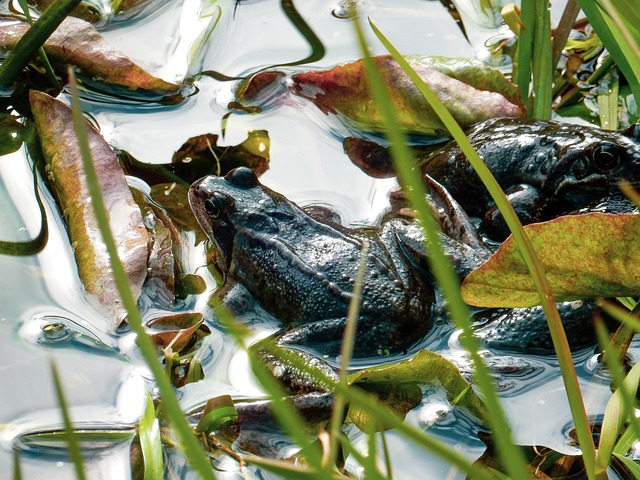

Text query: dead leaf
(0, 17), (179, 93)
(30, 90), (150, 326)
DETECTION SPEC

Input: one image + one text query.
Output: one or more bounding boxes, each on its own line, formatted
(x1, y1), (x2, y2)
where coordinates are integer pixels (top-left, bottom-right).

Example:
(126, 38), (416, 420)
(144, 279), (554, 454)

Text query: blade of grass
(15, 0), (60, 90)
(50, 361), (86, 480)
(514, 0), (535, 109)
(12, 449), (21, 480)
(327, 240), (368, 469)
(0, 0), (82, 88)
(211, 302), (328, 479)
(552, 0), (581, 69)
(139, 394), (164, 480)
(531, 0), (552, 119)
(253, 340), (500, 480)
(367, 17), (598, 480)
(362, 18), (529, 479)
(576, 0), (640, 103)
(594, 319), (640, 477)
(67, 68), (217, 480)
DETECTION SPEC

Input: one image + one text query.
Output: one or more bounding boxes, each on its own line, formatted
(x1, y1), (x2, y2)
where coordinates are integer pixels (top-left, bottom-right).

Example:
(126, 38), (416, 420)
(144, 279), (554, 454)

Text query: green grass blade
(531, 0), (552, 119)
(211, 302), (327, 478)
(139, 394), (164, 480)
(367, 17), (598, 479)
(363, 18), (530, 479)
(0, 0), (82, 88)
(515, 0), (535, 108)
(327, 240), (368, 469)
(576, 0), (640, 102)
(67, 69), (217, 480)
(253, 341), (499, 479)
(12, 449), (22, 480)
(15, 0), (61, 90)
(612, 454), (640, 479)
(50, 362), (86, 480)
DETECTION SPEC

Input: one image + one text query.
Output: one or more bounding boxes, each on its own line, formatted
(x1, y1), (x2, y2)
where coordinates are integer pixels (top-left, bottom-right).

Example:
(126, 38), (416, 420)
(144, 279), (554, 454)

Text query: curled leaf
(462, 213), (640, 308)
(147, 312), (208, 352)
(290, 55), (526, 136)
(0, 17), (179, 93)
(30, 90), (149, 325)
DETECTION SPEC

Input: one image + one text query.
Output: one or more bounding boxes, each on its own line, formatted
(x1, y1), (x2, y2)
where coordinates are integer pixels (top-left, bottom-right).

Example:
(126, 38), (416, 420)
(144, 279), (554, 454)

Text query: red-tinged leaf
(461, 213), (640, 308)
(147, 312), (208, 352)
(27, 0), (101, 23)
(30, 90), (150, 325)
(291, 55), (526, 136)
(0, 17), (179, 93)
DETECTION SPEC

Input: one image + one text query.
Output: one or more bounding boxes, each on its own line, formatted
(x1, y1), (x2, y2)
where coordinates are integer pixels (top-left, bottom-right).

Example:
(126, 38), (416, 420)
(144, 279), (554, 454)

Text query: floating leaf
(120, 130), (270, 187)
(30, 90), (150, 325)
(195, 395), (238, 435)
(462, 213), (640, 308)
(347, 349), (489, 429)
(171, 130), (270, 179)
(147, 312), (208, 352)
(290, 55), (526, 136)
(0, 17), (179, 93)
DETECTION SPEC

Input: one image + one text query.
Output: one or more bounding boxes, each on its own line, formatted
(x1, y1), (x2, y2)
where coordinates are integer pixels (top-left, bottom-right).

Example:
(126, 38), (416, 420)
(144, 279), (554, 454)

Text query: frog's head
(548, 123), (640, 201)
(189, 167), (298, 271)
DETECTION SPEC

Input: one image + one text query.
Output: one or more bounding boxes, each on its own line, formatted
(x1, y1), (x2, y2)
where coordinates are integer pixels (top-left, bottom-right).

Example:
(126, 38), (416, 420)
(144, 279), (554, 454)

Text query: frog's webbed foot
(482, 184), (548, 241)
(253, 340), (340, 394)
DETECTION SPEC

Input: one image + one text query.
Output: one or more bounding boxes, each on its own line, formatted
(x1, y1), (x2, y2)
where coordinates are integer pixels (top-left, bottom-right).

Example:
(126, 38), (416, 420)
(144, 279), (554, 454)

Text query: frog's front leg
(251, 315), (400, 394)
(482, 184), (549, 241)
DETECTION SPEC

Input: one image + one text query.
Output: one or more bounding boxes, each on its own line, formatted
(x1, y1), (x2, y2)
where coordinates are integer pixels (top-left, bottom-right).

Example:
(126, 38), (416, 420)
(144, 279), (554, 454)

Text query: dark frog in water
(423, 118), (640, 239)
(188, 167), (437, 360)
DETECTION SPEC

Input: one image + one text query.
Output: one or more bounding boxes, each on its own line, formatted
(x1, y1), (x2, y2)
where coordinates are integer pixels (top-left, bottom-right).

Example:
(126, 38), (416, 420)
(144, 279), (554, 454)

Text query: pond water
(0, 0), (636, 478)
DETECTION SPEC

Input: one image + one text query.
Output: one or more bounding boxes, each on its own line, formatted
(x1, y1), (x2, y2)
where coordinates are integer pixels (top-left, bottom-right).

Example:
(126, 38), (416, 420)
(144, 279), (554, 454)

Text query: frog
(189, 167), (603, 391)
(423, 117), (640, 239)
(188, 167), (438, 364)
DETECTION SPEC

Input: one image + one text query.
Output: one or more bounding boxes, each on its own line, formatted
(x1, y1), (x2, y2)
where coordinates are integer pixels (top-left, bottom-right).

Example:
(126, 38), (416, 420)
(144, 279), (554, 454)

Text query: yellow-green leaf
(462, 213), (640, 308)
(347, 349), (489, 427)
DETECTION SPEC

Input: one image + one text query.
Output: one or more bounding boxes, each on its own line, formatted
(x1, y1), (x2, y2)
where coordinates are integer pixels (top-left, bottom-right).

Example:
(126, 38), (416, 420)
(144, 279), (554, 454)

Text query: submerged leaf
(347, 349), (489, 429)
(30, 90), (149, 325)
(0, 17), (179, 93)
(171, 130), (270, 178)
(462, 213), (640, 308)
(290, 55), (526, 136)
(147, 312), (208, 352)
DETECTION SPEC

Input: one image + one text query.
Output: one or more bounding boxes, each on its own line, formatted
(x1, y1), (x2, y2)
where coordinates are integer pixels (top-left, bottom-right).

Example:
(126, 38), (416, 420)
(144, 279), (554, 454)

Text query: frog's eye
(204, 193), (226, 218)
(592, 144), (621, 172)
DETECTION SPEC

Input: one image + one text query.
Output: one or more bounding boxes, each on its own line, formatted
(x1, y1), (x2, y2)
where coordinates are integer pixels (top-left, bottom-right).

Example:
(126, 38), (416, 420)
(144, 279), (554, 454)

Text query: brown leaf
(0, 17), (179, 93)
(290, 55), (526, 136)
(30, 90), (150, 326)
(147, 312), (208, 352)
